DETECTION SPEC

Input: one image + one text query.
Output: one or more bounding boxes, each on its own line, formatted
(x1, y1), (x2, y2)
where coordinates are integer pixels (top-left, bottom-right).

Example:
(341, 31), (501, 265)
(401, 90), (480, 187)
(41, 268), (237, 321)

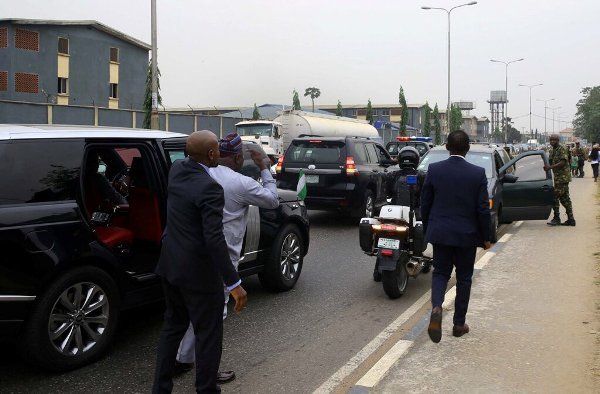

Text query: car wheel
(259, 223), (304, 292)
(356, 190), (374, 219)
(19, 266), (120, 371)
(382, 265), (408, 299)
(490, 214), (499, 243)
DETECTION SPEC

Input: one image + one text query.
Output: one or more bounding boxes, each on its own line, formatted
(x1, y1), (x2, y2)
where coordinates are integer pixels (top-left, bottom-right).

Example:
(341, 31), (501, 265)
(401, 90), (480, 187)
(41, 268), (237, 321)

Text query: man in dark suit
(420, 130), (491, 343)
(153, 130), (248, 393)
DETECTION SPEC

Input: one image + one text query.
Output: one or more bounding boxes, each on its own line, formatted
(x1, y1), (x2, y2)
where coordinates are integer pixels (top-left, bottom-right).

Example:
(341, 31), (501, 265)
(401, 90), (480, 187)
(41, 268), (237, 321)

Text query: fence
(0, 100), (242, 138)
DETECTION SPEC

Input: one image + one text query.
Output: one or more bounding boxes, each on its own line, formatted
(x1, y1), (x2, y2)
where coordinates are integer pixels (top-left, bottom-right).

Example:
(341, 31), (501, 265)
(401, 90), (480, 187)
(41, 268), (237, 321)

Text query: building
(0, 19), (149, 109)
(559, 127), (575, 143)
(316, 103), (425, 131)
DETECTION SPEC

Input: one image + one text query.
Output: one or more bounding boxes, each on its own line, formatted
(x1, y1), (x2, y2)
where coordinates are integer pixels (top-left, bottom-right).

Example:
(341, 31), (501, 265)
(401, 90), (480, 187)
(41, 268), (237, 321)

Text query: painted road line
(312, 290), (431, 394)
(354, 340), (414, 388)
(513, 220), (524, 228)
(497, 232), (513, 243)
(474, 251), (496, 270)
(441, 286), (457, 309)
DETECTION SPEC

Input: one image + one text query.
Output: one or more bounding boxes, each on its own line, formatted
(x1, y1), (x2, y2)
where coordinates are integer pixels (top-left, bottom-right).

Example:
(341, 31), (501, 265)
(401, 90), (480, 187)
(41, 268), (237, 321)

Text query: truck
(235, 110), (380, 162)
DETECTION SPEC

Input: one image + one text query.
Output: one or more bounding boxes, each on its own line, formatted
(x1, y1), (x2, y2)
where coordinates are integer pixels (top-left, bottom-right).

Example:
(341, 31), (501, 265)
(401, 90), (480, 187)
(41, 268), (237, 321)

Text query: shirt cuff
(260, 169), (275, 183)
(226, 280), (242, 292)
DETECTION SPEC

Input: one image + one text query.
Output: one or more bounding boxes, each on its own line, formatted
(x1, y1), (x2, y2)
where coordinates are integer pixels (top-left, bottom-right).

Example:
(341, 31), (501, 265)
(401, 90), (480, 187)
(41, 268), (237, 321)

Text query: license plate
(305, 175), (319, 184)
(377, 237), (400, 249)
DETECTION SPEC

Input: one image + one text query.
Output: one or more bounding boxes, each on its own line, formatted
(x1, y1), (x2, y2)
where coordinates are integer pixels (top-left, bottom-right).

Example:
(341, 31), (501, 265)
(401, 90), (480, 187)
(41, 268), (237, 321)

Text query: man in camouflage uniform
(544, 134), (575, 226)
(574, 141), (589, 178)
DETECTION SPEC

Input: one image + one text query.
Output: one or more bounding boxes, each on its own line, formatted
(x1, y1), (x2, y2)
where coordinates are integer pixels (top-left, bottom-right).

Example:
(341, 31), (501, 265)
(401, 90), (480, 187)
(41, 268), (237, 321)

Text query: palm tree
(304, 87), (321, 112)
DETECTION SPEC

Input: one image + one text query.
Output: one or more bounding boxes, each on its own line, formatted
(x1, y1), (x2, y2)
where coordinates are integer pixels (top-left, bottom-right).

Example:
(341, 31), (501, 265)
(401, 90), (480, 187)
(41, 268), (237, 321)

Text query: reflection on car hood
(277, 188), (299, 203)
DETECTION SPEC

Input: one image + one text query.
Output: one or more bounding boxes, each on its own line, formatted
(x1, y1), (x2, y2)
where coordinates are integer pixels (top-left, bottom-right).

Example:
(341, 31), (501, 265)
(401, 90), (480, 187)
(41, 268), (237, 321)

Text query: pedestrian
(570, 149), (578, 177)
(574, 141), (589, 178)
(152, 130), (248, 394)
(544, 134), (576, 226)
(420, 130), (492, 343)
(589, 142), (599, 182)
(173, 133), (279, 383)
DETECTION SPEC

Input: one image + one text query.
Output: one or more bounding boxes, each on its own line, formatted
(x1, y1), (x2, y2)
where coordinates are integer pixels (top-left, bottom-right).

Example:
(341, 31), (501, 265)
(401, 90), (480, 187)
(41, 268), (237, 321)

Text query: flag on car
(297, 169), (307, 201)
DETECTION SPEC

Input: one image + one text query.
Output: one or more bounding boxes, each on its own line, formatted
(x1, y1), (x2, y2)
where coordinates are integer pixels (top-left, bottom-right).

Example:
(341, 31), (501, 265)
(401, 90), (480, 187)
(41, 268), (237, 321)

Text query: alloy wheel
(48, 282), (110, 356)
(279, 233), (301, 281)
(365, 195), (374, 218)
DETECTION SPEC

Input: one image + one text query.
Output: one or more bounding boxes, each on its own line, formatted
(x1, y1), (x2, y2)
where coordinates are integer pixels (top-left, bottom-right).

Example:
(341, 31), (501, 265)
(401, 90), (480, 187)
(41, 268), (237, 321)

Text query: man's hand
(483, 241), (492, 250)
(230, 285), (247, 314)
(250, 150), (269, 171)
(543, 165), (550, 172)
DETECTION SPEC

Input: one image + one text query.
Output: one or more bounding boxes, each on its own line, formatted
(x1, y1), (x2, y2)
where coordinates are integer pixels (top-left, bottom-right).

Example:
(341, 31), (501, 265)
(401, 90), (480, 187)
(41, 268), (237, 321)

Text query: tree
(143, 59), (162, 129)
(336, 100), (343, 117)
(493, 126), (502, 143)
(304, 87), (321, 112)
(449, 104), (463, 132)
(422, 101), (432, 137)
(398, 86), (409, 136)
(507, 125), (522, 143)
(433, 103), (442, 145)
(574, 86), (600, 143)
(252, 103), (260, 120)
(366, 99), (374, 125)
(292, 89), (302, 110)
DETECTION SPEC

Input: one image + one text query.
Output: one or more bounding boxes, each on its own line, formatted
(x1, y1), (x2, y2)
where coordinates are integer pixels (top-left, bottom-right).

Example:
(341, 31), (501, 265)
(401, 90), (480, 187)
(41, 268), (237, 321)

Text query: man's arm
(240, 150), (279, 209)
(419, 169), (433, 233)
(476, 169), (492, 249)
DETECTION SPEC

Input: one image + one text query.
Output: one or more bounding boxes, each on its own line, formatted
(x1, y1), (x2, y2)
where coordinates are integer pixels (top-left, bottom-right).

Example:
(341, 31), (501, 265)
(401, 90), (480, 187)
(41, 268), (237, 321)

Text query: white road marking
(354, 340), (414, 388)
(474, 251), (496, 270)
(442, 286), (457, 309)
(514, 220), (524, 228)
(498, 233), (513, 243)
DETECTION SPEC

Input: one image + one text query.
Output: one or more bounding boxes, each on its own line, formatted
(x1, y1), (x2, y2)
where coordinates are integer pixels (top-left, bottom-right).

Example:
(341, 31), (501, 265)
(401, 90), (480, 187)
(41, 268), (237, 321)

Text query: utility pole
(150, 0), (159, 130)
(490, 58), (524, 144)
(518, 83), (542, 137)
(537, 98), (555, 140)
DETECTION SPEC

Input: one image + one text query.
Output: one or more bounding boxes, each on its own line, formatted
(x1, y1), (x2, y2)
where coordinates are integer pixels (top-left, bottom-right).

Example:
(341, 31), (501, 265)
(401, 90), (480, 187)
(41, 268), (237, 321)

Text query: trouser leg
(153, 280), (192, 394)
(453, 247), (477, 326)
(592, 163), (599, 179)
(556, 183), (573, 217)
(578, 158), (585, 176)
(431, 244), (454, 308)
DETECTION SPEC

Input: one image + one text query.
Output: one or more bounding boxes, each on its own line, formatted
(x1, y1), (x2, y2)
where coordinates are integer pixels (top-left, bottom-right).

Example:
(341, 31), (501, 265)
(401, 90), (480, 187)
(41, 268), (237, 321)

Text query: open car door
(498, 150), (554, 221)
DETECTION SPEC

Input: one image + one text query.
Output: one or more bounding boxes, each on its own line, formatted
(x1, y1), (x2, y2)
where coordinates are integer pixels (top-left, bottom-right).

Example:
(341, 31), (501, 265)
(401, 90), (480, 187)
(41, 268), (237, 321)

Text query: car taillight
(372, 224), (408, 235)
(346, 156), (358, 176)
(380, 249), (394, 257)
(276, 156), (284, 173)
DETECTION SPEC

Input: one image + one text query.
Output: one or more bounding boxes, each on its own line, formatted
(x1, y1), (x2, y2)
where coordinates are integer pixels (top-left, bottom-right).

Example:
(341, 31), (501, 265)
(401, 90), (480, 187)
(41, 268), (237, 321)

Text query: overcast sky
(3, 0), (599, 133)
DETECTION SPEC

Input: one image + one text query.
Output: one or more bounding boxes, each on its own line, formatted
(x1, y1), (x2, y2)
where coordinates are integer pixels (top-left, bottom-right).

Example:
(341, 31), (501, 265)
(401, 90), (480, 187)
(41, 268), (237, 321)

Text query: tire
(490, 213), (499, 243)
(19, 266), (120, 372)
(373, 258), (382, 282)
(381, 265), (408, 299)
(355, 190), (374, 219)
(259, 223), (304, 292)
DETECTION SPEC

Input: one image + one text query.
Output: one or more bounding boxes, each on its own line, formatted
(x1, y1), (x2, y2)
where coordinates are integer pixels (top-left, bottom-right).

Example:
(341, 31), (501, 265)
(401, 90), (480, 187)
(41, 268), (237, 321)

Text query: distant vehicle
(386, 136), (432, 159)
(236, 110), (379, 161)
(276, 136), (399, 218)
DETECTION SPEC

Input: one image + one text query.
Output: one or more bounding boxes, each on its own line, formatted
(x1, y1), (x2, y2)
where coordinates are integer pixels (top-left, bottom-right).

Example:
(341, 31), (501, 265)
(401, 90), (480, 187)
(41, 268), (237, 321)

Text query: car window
(498, 149), (513, 173)
(285, 140), (344, 164)
(375, 145), (391, 162)
(365, 143), (379, 164)
(386, 143), (399, 155)
(513, 155), (547, 182)
(418, 150), (494, 178)
(167, 150), (186, 163)
(0, 140), (83, 205)
(411, 143), (428, 156)
(493, 152), (503, 176)
(353, 143), (369, 164)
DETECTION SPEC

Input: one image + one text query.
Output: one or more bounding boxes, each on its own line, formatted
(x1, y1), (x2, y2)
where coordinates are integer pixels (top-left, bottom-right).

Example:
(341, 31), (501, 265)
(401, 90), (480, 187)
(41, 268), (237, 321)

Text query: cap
(218, 133), (243, 157)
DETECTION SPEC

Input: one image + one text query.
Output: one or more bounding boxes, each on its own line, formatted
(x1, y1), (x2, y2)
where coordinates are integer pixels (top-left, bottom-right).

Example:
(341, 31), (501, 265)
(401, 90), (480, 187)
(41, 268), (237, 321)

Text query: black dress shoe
(217, 370), (236, 384)
(428, 306), (443, 343)
(173, 361), (194, 376)
(452, 323), (470, 337)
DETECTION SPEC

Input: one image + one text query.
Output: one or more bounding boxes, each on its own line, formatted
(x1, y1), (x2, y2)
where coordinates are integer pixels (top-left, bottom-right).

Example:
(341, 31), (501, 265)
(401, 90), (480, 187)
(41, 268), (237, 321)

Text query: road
(0, 208), (508, 394)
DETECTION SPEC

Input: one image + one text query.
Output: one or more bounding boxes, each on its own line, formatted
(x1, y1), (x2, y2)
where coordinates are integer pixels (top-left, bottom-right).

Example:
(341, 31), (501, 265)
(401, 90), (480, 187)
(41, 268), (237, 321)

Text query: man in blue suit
(420, 130), (491, 343)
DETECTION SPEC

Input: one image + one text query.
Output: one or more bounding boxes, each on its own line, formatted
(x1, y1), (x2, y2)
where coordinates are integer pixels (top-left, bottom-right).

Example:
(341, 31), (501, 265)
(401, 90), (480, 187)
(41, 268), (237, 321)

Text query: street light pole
(422, 1), (478, 136)
(150, 0), (159, 130)
(490, 58), (524, 144)
(549, 106), (561, 134)
(518, 83), (542, 138)
(536, 98), (555, 139)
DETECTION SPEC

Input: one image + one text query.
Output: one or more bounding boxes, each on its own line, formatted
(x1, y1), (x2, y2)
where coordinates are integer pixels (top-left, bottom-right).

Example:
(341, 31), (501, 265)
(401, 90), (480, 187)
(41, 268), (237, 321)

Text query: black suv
(276, 136), (398, 218)
(417, 144), (553, 242)
(0, 125), (310, 371)
(386, 138), (431, 160)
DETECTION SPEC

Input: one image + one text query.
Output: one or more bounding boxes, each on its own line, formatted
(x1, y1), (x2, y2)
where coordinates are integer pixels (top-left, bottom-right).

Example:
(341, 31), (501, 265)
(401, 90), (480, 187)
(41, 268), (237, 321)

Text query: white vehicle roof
(0, 124), (188, 141)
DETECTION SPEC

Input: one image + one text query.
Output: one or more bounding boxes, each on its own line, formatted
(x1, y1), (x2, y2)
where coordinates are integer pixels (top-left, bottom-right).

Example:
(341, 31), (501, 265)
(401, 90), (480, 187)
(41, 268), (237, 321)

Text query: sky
(3, 0), (599, 133)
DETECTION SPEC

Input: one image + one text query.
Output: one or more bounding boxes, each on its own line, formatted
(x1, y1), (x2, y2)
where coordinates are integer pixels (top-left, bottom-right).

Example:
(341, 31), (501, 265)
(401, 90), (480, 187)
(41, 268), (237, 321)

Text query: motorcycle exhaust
(406, 259), (424, 277)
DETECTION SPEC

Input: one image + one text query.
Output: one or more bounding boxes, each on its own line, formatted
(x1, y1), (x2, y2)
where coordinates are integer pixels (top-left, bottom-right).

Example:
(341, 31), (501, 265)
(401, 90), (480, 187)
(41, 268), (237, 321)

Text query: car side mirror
(380, 158), (394, 167)
(501, 173), (518, 183)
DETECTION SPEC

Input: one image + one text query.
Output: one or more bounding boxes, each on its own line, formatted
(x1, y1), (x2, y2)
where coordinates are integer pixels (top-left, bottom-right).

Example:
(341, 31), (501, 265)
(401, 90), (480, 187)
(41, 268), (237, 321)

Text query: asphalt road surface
(0, 209), (436, 394)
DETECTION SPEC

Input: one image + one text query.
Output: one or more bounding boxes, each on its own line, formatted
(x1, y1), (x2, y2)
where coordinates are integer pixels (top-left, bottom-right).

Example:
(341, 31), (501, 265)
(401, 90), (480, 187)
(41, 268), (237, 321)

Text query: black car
(276, 136), (398, 218)
(386, 138), (431, 160)
(0, 125), (310, 371)
(417, 145), (554, 242)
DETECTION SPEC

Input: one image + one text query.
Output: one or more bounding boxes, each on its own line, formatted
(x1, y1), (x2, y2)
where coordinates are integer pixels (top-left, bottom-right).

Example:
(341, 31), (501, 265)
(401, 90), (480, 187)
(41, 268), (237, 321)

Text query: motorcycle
(359, 172), (432, 299)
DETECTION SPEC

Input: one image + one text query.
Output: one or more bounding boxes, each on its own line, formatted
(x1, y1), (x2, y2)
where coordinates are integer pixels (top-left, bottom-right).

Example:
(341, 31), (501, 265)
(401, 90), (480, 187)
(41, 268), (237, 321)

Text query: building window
(58, 37), (69, 55)
(110, 83), (118, 99)
(110, 47), (119, 63)
(0, 27), (7, 48)
(15, 72), (39, 93)
(381, 109), (390, 116)
(58, 77), (68, 94)
(15, 28), (39, 51)
(0, 71), (7, 91)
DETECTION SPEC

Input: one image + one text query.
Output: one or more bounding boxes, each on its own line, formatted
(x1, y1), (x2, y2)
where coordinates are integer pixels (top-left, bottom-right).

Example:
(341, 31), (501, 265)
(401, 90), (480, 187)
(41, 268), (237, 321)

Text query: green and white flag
(297, 169), (307, 201)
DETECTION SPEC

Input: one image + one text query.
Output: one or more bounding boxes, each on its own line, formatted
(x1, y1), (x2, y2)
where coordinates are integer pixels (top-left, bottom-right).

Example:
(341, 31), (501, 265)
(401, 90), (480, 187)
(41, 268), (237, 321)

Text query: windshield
(236, 124), (273, 137)
(387, 142), (428, 156)
(418, 150), (494, 178)
(285, 141), (344, 164)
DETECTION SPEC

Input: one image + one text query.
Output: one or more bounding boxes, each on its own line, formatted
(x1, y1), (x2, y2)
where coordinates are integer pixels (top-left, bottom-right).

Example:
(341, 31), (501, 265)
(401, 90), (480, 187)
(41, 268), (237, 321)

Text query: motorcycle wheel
(382, 265), (408, 299)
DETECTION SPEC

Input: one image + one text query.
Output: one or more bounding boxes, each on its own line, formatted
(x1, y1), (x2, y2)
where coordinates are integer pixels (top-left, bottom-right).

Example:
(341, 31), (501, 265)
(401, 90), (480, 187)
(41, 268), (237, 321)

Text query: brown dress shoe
(217, 370), (236, 384)
(452, 323), (470, 337)
(428, 306), (443, 343)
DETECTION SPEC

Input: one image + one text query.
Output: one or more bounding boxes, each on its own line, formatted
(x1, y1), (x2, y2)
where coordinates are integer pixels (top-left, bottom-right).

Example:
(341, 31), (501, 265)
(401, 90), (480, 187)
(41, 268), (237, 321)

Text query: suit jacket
(420, 156), (491, 248)
(155, 159), (240, 292)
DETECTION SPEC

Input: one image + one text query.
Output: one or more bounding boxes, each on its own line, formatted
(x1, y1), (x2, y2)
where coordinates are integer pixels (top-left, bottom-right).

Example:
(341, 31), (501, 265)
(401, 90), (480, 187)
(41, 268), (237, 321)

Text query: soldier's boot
(561, 214), (576, 226)
(547, 215), (561, 226)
